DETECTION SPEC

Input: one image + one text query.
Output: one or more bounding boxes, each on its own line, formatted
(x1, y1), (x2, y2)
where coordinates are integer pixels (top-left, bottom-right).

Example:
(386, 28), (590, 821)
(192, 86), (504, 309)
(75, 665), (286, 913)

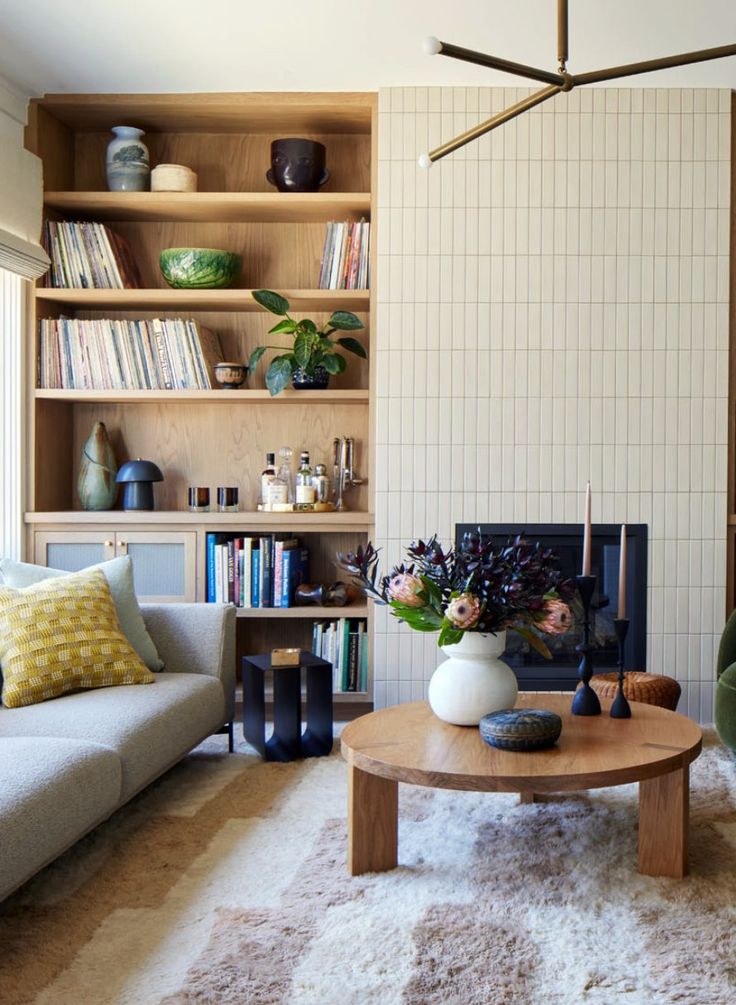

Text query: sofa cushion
(0, 568), (155, 708)
(715, 662), (736, 752)
(0, 555), (164, 672)
(0, 672), (225, 799)
(0, 736), (122, 902)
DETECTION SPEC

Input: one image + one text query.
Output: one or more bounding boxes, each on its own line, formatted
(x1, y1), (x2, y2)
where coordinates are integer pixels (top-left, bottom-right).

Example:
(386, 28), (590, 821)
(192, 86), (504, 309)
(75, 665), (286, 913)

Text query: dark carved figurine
(267, 138), (329, 193)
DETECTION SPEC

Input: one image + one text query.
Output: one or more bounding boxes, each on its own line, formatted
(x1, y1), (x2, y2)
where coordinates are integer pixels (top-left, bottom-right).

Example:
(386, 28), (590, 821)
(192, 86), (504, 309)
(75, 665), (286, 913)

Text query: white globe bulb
(423, 36), (442, 55)
(418, 153), (433, 170)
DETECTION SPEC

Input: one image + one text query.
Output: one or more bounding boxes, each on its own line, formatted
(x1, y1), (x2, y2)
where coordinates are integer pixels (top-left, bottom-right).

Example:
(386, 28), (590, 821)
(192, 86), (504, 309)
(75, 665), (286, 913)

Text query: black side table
(242, 652), (333, 762)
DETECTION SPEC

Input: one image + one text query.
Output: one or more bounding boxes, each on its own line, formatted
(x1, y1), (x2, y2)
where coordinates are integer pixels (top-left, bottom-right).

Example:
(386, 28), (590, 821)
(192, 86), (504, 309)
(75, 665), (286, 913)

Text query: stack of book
(312, 618), (368, 692)
(37, 318), (222, 390)
(318, 220), (370, 289)
(206, 534), (309, 608)
(43, 221), (142, 289)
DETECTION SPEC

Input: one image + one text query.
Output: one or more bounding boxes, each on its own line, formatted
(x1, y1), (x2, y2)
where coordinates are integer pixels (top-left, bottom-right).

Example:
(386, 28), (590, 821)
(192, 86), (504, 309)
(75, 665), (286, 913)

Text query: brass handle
(104, 540), (113, 548)
(117, 540), (127, 549)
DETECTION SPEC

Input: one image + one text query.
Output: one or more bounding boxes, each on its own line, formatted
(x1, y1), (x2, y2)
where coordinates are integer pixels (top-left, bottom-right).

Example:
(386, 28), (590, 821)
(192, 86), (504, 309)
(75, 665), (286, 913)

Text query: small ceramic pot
(292, 365), (329, 390)
(266, 138), (330, 193)
(214, 362), (248, 389)
(106, 126), (150, 192)
(151, 163), (198, 192)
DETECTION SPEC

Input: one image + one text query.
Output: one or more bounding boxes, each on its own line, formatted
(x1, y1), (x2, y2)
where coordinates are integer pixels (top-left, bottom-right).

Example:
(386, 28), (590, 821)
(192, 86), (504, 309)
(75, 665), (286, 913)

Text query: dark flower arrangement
(337, 529), (575, 654)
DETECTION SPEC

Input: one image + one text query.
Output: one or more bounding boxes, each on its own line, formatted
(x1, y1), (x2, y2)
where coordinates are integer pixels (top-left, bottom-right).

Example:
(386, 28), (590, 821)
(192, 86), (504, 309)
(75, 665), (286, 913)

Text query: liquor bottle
(295, 450), (316, 505)
(269, 445), (293, 505)
(260, 452), (276, 506)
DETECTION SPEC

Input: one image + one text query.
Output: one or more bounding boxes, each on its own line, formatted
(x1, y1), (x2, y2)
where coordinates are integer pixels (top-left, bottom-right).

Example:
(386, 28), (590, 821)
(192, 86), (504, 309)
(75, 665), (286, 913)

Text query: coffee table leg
(348, 764), (398, 876)
(638, 764), (689, 878)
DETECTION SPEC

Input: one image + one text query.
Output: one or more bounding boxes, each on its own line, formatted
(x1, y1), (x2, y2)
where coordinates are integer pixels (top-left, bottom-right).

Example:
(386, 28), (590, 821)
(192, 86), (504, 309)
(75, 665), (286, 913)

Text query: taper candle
(582, 482), (592, 575)
(618, 524), (627, 619)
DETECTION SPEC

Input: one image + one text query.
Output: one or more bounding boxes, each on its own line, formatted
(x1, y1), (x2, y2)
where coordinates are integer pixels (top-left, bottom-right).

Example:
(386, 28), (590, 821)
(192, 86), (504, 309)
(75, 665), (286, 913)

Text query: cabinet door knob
(104, 540), (113, 547)
(118, 540), (126, 549)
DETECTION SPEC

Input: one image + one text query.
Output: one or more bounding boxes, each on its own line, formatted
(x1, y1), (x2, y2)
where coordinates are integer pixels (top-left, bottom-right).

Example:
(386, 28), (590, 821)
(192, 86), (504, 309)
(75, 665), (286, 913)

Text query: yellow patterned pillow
(0, 567), (154, 708)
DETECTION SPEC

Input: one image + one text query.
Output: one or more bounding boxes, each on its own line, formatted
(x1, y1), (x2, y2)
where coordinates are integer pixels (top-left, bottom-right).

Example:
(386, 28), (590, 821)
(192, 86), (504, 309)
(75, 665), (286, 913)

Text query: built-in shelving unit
(24, 90), (377, 705)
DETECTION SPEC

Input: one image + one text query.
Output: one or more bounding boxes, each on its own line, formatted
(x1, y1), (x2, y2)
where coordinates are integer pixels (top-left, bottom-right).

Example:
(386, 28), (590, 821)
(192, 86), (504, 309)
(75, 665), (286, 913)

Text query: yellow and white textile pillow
(0, 567), (154, 708)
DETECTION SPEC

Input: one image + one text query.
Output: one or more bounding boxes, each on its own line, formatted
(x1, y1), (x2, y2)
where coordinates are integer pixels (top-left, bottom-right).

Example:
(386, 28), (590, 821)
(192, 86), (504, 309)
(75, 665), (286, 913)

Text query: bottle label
(296, 485), (316, 504)
(269, 482), (289, 504)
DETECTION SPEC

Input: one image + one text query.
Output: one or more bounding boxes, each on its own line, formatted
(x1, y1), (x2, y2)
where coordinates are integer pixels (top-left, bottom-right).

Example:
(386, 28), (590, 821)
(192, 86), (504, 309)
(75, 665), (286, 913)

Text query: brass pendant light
(419, 0), (736, 166)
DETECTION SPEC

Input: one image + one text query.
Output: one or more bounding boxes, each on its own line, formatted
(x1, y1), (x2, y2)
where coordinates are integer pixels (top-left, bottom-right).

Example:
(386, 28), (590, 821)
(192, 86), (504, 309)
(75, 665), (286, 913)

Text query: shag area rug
(2, 731), (736, 1005)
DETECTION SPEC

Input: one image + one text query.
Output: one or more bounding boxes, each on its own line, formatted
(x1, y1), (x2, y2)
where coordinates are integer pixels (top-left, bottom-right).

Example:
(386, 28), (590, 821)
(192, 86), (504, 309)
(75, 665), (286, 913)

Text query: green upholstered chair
(715, 609), (736, 751)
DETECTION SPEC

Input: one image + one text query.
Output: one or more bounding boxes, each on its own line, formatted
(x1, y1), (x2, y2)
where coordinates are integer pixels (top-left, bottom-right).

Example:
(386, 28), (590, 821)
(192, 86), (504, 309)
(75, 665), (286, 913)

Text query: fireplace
(455, 523), (648, 690)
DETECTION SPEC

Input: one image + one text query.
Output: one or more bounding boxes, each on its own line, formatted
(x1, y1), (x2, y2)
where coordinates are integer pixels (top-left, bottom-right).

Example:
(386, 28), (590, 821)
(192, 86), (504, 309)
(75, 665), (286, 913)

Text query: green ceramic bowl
(159, 247), (241, 289)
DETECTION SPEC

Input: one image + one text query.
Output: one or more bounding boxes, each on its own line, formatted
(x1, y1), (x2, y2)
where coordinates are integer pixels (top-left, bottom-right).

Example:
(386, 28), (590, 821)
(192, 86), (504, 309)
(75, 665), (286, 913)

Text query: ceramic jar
(106, 126), (150, 191)
(77, 421), (118, 510)
(427, 630), (518, 726)
(151, 163), (197, 192)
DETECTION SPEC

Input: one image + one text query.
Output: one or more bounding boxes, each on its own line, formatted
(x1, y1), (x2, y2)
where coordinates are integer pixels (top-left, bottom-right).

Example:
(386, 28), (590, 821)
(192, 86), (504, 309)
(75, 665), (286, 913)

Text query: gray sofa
(0, 603), (236, 901)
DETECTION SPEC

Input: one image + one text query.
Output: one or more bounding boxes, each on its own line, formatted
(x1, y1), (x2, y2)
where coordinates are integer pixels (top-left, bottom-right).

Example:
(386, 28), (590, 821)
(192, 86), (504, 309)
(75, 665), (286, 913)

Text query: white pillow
(0, 555), (164, 672)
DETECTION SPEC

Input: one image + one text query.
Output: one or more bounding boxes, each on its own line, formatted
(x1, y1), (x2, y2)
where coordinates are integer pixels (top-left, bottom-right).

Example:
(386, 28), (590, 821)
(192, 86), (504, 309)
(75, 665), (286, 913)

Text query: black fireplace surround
(455, 523), (648, 691)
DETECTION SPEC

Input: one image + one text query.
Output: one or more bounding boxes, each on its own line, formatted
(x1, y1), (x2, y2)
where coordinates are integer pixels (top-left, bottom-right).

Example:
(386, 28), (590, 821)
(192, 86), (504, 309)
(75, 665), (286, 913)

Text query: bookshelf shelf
(43, 191), (371, 224)
(25, 511), (375, 530)
(34, 388), (370, 404)
(35, 288), (370, 312)
(235, 604), (369, 619)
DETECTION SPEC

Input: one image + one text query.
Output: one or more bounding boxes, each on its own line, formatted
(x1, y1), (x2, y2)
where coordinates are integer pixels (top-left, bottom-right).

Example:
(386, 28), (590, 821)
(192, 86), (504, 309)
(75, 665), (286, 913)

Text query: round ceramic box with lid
(151, 163), (198, 193)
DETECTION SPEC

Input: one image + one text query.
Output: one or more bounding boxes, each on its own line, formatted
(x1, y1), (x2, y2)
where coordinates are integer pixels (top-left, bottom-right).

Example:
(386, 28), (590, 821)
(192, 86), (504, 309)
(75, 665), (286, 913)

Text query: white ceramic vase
(106, 126), (150, 191)
(428, 630), (518, 726)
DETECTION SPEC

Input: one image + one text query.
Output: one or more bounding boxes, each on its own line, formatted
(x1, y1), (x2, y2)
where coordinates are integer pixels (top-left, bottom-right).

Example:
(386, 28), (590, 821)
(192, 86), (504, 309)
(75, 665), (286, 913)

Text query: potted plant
(248, 289), (367, 396)
(338, 531), (574, 725)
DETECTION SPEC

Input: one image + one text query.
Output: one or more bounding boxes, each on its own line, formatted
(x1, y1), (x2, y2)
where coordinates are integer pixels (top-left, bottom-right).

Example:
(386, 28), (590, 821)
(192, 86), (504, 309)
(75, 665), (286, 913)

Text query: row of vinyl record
(37, 318), (222, 390)
(317, 220), (370, 290)
(206, 534), (309, 608)
(43, 221), (142, 289)
(312, 618), (368, 693)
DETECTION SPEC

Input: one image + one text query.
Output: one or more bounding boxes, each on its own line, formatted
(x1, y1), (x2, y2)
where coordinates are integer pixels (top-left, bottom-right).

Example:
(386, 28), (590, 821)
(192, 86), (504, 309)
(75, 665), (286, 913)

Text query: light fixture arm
(430, 38), (562, 87)
(571, 41), (736, 87)
(420, 0), (736, 166)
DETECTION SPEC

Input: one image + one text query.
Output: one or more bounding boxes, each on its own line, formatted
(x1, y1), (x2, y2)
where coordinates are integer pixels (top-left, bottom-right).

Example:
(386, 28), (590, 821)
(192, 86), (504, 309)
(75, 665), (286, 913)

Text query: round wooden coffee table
(341, 694), (702, 879)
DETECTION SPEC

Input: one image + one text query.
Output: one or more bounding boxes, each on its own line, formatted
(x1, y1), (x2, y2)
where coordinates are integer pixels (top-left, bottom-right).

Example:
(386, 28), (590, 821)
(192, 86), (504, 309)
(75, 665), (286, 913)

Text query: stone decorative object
(294, 582), (351, 607)
(151, 163), (197, 192)
(479, 708), (563, 752)
(116, 459), (163, 511)
(77, 421), (118, 511)
(266, 138), (330, 193)
(214, 362), (247, 389)
(106, 126), (150, 192)
(428, 630), (518, 726)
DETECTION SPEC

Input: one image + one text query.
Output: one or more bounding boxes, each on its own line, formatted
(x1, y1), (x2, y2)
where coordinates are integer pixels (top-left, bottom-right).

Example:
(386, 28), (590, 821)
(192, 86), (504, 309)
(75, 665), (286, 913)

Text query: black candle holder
(610, 618), (632, 718)
(571, 574), (601, 716)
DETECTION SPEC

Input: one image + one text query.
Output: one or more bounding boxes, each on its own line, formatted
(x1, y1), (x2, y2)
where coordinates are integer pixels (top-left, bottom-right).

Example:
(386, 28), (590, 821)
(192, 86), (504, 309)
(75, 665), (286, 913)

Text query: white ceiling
(1, 0), (735, 96)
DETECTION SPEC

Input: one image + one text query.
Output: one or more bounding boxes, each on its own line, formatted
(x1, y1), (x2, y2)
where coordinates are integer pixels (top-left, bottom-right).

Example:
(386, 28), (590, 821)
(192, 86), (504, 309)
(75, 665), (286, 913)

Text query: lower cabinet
(33, 530), (197, 603)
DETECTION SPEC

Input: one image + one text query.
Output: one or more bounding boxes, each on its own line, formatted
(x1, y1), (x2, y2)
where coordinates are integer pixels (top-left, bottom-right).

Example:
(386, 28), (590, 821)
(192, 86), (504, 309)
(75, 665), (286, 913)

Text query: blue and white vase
(106, 126), (150, 192)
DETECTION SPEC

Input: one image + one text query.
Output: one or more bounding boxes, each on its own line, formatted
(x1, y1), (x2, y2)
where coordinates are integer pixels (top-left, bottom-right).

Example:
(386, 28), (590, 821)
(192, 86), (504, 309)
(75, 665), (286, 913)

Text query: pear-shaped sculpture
(77, 421), (118, 510)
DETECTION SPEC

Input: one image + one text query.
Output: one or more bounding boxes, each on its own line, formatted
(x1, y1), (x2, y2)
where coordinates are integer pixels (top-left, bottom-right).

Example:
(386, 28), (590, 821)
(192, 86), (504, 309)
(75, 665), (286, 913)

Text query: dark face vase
(267, 138), (330, 193)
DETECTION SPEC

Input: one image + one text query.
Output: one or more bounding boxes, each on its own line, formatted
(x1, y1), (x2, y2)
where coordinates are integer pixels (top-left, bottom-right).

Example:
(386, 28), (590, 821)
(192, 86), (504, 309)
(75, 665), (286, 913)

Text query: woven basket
(590, 671), (681, 711)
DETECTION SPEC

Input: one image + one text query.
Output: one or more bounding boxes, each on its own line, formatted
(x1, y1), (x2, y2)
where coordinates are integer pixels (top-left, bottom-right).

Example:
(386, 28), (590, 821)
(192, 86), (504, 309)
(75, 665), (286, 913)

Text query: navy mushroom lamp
(116, 459), (164, 511)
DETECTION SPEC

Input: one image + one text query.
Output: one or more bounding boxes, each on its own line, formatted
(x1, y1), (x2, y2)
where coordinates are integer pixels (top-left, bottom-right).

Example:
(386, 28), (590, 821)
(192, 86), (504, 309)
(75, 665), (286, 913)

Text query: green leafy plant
(248, 289), (367, 396)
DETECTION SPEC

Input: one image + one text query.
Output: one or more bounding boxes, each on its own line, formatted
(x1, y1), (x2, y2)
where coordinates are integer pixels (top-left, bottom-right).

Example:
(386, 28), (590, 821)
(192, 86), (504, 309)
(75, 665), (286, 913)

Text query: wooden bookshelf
(24, 91), (377, 704)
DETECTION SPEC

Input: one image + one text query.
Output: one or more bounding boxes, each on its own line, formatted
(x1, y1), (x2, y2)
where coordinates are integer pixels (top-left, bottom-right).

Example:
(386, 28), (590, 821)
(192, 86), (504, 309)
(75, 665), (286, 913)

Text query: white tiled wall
(374, 86), (731, 725)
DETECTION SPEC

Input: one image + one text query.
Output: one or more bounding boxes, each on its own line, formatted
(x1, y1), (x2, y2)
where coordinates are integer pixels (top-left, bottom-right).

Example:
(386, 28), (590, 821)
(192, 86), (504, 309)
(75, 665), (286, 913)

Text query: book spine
(252, 547), (260, 608)
(273, 540), (284, 607)
(214, 544), (223, 604)
(233, 538), (241, 608)
(341, 617), (351, 690)
(152, 319), (174, 389)
(229, 540), (236, 604)
(206, 533), (216, 602)
(281, 548), (292, 607)
(244, 538), (253, 608)
(348, 626), (360, 692)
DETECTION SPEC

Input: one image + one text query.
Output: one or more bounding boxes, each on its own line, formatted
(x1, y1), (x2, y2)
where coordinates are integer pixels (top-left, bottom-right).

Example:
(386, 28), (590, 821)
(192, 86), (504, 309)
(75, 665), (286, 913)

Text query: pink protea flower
(387, 572), (425, 607)
(445, 593), (481, 630)
(537, 599), (572, 635)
